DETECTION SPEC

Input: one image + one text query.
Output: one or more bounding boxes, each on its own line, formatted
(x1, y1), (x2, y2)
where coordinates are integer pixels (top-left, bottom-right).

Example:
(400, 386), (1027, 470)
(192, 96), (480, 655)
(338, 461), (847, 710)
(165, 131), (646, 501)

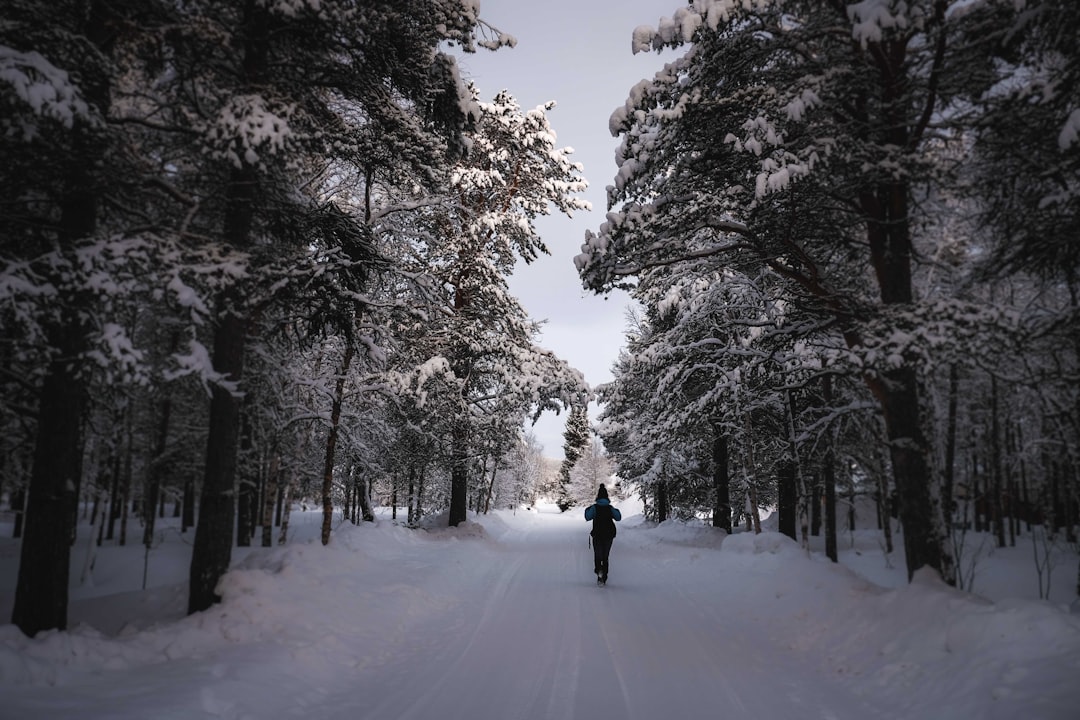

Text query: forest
(1, 0), (594, 638)
(579, 0), (1080, 593)
(2, 0), (1078, 642)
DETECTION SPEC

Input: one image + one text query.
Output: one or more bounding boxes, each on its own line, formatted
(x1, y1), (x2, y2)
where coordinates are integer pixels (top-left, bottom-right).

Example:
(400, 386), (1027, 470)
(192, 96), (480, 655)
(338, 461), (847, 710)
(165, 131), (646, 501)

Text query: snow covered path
(350, 511), (887, 720)
(3, 505), (1079, 719)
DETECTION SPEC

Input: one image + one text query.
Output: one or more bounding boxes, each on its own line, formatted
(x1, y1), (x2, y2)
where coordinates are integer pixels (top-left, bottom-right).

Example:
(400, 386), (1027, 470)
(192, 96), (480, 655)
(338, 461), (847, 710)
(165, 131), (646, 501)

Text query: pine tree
(1, 0), (165, 636)
(557, 404), (591, 511)
(384, 88), (589, 526)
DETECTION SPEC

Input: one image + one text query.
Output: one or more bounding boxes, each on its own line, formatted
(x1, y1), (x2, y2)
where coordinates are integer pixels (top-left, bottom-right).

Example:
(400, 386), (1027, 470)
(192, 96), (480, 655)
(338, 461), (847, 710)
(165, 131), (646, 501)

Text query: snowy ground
(1, 501), (1078, 719)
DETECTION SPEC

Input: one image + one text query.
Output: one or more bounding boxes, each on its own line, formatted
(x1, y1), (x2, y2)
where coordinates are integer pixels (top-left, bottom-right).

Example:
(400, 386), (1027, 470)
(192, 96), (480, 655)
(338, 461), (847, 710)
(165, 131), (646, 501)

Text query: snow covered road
(352, 511), (888, 720)
(3, 505), (1078, 719)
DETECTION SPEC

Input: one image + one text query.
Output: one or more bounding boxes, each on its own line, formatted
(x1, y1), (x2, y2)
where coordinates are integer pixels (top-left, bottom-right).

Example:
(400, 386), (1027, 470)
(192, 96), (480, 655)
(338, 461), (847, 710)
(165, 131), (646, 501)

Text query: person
(584, 484), (621, 585)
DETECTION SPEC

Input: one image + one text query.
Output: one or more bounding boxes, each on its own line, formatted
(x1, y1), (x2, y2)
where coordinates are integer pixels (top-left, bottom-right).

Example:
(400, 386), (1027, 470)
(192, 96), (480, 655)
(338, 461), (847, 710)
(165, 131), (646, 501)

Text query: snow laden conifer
(0, 0), (173, 637)
(159, 0), (506, 613)
(963, 0), (1080, 591)
(568, 439), (614, 507)
(1, 0), (507, 625)
(556, 404), (591, 511)
(595, 261), (806, 529)
(386, 87), (590, 526)
(577, 0), (1047, 583)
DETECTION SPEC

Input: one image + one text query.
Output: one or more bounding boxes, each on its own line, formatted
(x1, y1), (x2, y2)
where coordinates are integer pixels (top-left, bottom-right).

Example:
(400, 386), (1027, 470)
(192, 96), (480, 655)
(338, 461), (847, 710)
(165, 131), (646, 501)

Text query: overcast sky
(457, 0), (684, 458)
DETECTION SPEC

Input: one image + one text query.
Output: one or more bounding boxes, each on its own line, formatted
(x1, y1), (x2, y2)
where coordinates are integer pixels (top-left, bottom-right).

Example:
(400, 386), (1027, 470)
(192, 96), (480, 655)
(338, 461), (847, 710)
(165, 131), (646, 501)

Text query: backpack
(591, 503), (617, 539)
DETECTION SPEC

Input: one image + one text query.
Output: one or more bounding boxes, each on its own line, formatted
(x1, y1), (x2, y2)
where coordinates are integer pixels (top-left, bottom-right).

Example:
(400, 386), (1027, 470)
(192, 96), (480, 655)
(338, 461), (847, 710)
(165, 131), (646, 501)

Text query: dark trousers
(592, 535), (614, 580)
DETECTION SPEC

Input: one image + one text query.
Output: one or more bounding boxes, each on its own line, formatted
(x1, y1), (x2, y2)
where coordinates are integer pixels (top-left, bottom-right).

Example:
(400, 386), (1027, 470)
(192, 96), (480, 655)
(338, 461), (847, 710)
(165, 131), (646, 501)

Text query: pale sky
(458, 0), (684, 458)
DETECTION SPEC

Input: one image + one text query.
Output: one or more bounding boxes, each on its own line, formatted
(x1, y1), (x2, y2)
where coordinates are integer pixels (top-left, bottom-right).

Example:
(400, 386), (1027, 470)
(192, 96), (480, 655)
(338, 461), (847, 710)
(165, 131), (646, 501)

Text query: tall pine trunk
(859, 180), (952, 582)
(261, 452), (279, 547)
(118, 409), (133, 547)
(320, 343), (354, 545)
(989, 375), (1006, 547)
(187, 1), (268, 613)
(407, 467), (417, 525)
(188, 303), (246, 613)
(236, 409), (256, 547)
(877, 370), (949, 580)
(181, 474), (195, 532)
(143, 390), (172, 552)
(777, 461), (797, 541)
(11, 486), (26, 539)
(943, 364), (959, 536)
(711, 425), (731, 532)
(449, 421), (470, 526)
(357, 472), (374, 523)
(786, 390), (810, 546)
(847, 26), (954, 585)
(11, 334), (86, 635)
(278, 481), (292, 546)
(823, 374), (838, 562)
(655, 480), (670, 523)
(483, 460), (498, 514)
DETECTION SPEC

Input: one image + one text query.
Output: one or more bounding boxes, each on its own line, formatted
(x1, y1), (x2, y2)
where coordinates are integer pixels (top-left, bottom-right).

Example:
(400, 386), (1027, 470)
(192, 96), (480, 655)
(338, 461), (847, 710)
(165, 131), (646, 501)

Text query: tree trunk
(236, 409), (256, 547)
(823, 374), (838, 562)
(449, 421), (470, 526)
(416, 465), (426, 524)
(81, 491), (107, 588)
(106, 430), (121, 541)
(91, 461), (108, 543)
(357, 473), (375, 522)
(345, 475), (354, 523)
(11, 486), (26, 539)
(119, 399), (134, 549)
(188, 304), (245, 614)
(187, 0), (268, 615)
(943, 364), (959, 535)
(972, 443), (984, 533)
(10, 0), (117, 636)
(785, 390), (810, 547)
(278, 480), (292, 545)
(874, 441), (894, 555)
(143, 390), (172, 551)
(483, 458), (499, 514)
(711, 425), (731, 532)
(655, 480), (669, 523)
(743, 413), (762, 533)
(777, 461), (797, 541)
(144, 330), (176, 548)
(11, 342), (86, 636)
(1019, 431), (1032, 533)
(1005, 420), (1018, 546)
(181, 473), (195, 533)
(275, 477), (284, 527)
(749, 483), (762, 534)
(474, 456), (486, 514)
(854, 33), (953, 582)
(847, 480), (857, 534)
(320, 343), (354, 545)
(810, 480), (822, 537)
(874, 368), (951, 582)
(262, 453), (279, 547)
(989, 375), (1006, 548)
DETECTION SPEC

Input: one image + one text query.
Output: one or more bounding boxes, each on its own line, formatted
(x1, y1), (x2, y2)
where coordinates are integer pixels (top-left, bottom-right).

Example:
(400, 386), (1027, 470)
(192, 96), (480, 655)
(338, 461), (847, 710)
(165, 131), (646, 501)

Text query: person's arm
(585, 505), (595, 521)
(612, 507), (622, 521)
